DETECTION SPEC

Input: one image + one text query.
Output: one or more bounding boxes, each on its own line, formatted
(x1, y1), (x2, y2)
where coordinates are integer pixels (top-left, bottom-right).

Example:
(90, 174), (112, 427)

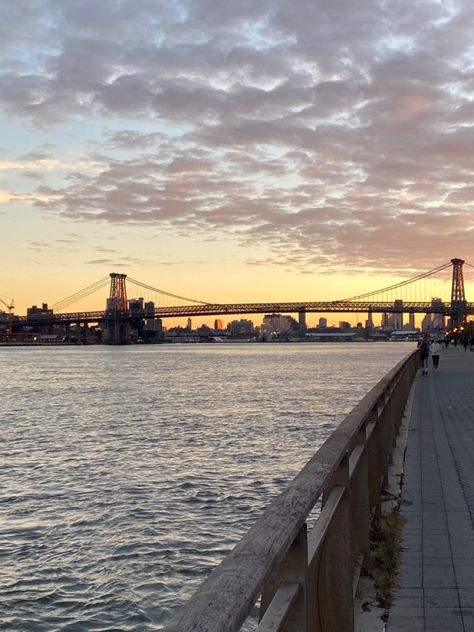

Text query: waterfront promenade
(387, 347), (474, 631)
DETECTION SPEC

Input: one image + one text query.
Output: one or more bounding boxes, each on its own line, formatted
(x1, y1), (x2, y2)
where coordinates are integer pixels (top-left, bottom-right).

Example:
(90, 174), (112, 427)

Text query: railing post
(366, 405), (381, 517)
(312, 455), (354, 632)
(392, 374), (403, 437)
(349, 425), (371, 581)
(376, 394), (390, 489)
(260, 524), (309, 631)
(385, 395), (396, 465)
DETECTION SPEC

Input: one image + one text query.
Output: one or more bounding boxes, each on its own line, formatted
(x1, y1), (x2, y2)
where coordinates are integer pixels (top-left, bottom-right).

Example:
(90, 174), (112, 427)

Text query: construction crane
(0, 297), (14, 336)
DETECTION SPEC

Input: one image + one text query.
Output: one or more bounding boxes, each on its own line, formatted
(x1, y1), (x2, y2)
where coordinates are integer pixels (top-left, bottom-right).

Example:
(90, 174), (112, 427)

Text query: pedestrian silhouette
(430, 340), (441, 370)
(418, 335), (430, 375)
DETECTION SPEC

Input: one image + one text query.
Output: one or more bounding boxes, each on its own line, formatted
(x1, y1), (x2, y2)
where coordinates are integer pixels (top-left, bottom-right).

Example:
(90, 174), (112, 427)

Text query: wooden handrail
(164, 349), (419, 632)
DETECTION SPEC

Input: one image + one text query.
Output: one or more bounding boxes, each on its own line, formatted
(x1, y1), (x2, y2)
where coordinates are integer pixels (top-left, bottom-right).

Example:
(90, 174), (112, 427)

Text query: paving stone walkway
(386, 347), (474, 632)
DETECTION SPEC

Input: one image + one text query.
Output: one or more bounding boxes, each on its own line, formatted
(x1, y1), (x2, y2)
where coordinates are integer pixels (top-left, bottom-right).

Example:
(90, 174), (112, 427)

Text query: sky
(2, 0), (474, 321)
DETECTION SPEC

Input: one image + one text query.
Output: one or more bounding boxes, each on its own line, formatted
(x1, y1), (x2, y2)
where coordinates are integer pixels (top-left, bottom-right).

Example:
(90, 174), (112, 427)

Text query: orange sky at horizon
(3, 259), (472, 330)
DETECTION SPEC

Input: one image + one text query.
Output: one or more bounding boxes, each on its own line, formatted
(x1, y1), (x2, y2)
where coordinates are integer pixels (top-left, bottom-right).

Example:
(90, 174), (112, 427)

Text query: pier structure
(164, 350), (420, 631)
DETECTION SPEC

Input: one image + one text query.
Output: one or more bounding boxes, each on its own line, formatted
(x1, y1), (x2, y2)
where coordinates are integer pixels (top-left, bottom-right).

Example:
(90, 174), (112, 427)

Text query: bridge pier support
(104, 315), (130, 344)
(82, 323), (89, 344)
(298, 310), (307, 338)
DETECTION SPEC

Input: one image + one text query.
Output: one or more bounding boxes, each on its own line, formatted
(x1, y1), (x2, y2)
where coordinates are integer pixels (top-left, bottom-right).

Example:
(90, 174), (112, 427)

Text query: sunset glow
(2, 1), (474, 320)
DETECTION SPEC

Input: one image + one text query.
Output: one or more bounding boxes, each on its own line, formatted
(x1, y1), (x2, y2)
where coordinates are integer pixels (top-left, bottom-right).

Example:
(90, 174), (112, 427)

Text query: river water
(0, 342), (413, 630)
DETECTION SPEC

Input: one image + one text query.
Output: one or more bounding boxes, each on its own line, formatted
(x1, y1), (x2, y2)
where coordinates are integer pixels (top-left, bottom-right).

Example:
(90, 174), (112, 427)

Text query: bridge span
(12, 299), (474, 328)
(5, 257), (473, 333)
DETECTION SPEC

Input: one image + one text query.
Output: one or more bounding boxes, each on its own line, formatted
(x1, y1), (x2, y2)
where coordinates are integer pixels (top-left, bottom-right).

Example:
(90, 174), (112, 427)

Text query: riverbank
(0, 337), (406, 346)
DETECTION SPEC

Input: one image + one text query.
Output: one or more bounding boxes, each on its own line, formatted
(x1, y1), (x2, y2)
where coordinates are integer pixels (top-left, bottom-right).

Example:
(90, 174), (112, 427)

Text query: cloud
(85, 259), (127, 266)
(0, 158), (102, 171)
(84, 256), (150, 266)
(103, 130), (165, 150)
(55, 237), (83, 244)
(26, 240), (50, 251)
(2, 0), (474, 273)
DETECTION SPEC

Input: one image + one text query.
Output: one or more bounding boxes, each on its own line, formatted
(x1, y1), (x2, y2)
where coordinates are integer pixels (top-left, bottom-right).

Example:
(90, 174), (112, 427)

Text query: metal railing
(164, 350), (420, 632)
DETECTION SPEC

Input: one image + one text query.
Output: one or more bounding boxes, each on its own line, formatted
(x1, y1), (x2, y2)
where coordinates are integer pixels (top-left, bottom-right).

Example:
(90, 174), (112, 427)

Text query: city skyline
(2, 1), (474, 314)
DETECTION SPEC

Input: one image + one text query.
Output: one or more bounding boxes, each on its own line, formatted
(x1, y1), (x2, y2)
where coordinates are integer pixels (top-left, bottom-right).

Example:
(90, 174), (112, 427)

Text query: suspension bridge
(5, 258), (474, 340)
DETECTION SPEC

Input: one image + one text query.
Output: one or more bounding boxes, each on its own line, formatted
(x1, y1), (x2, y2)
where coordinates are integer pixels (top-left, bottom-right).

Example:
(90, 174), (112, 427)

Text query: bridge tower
(108, 273), (128, 310)
(105, 272), (129, 343)
(450, 258), (467, 329)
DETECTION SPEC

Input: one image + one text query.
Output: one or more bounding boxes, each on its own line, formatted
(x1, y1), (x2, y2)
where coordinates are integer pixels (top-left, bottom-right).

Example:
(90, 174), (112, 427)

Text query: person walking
(430, 339), (441, 370)
(418, 335), (430, 375)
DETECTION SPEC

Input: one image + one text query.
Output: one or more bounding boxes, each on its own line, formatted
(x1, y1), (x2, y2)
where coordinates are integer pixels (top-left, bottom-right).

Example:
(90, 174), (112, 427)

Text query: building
(339, 321), (351, 331)
(145, 301), (155, 317)
(431, 298), (445, 330)
(421, 313), (432, 333)
(144, 318), (163, 334)
(381, 312), (394, 330)
(214, 319), (223, 330)
(393, 300), (404, 331)
(318, 317), (328, 329)
(27, 303), (53, 318)
(227, 319), (254, 337)
(262, 313), (298, 335)
(421, 298), (445, 333)
(128, 297), (144, 312)
(25, 303), (56, 337)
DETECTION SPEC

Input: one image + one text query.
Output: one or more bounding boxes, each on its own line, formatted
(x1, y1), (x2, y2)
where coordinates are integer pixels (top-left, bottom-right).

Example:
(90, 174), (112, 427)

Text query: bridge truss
(11, 258), (474, 329)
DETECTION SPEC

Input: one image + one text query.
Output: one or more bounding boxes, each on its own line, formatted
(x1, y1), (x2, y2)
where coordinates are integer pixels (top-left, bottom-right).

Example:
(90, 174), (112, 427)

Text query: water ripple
(0, 343), (412, 630)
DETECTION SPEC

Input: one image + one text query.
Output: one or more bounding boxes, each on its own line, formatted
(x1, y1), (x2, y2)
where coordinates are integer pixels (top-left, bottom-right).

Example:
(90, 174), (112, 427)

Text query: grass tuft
(372, 510), (405, 609)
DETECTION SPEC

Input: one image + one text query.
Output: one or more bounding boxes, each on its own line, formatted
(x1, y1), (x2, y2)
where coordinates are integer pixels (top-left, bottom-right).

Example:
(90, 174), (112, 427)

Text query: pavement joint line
(386, 348), (474, 632)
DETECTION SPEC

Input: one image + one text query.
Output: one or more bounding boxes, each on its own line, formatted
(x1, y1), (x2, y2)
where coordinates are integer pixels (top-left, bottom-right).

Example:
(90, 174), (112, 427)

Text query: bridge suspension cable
(46, 259), (469, 316)
(51, 277), (110, 312)
(126, 276), (210, 305)
(336, 262), (452, 302)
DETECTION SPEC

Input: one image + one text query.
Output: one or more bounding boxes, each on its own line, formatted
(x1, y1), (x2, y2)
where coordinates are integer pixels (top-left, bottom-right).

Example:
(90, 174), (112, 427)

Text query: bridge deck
(387, 347), (474, 631)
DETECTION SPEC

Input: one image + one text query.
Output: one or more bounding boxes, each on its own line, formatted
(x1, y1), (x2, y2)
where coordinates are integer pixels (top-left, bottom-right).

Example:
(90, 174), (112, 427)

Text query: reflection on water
(0, 343), (413, 630)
